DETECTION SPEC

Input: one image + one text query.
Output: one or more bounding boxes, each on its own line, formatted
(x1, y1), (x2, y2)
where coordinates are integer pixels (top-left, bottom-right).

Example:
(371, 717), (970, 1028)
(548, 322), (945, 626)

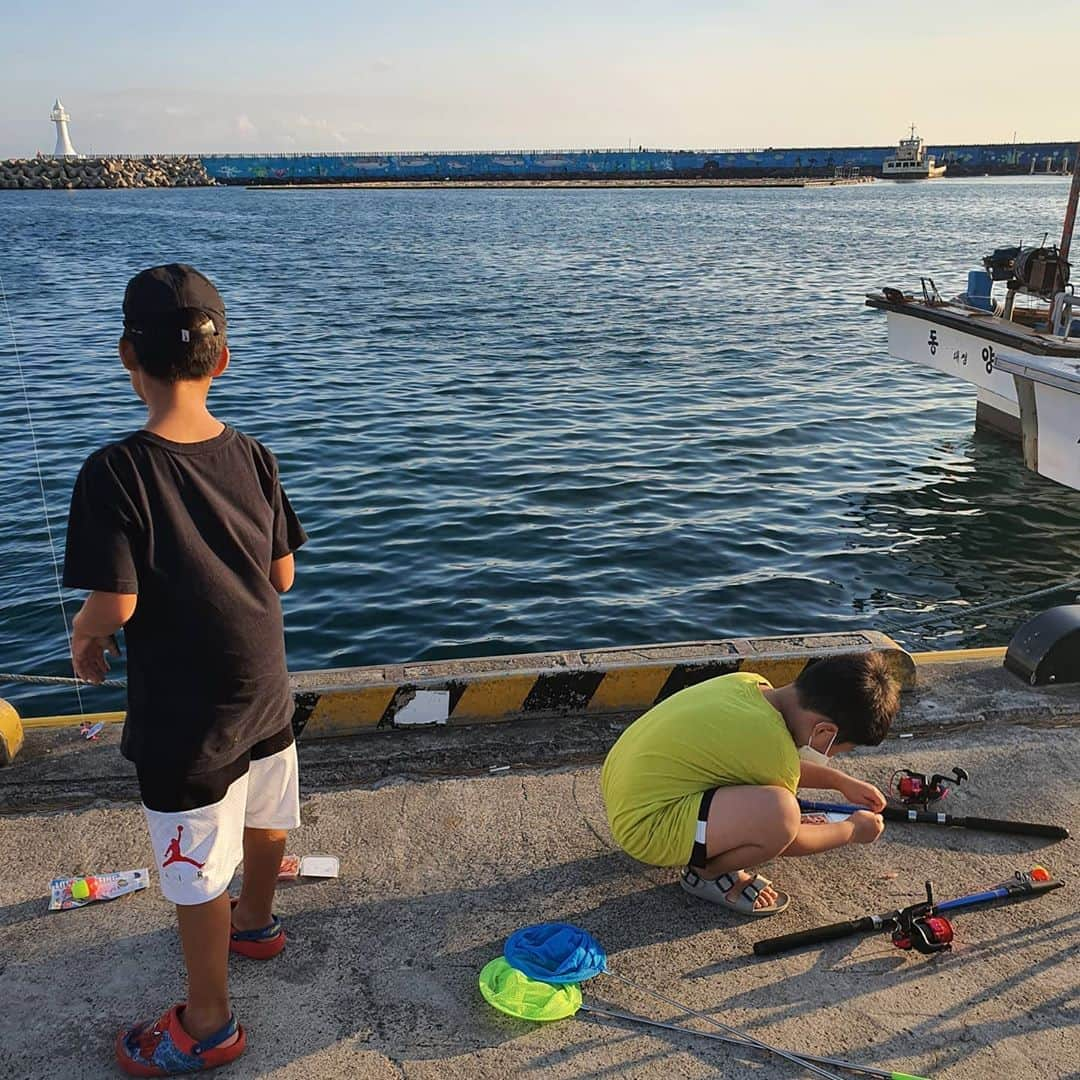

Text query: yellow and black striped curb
(288, 631), (916, 739)
(4, 631), (920, 757)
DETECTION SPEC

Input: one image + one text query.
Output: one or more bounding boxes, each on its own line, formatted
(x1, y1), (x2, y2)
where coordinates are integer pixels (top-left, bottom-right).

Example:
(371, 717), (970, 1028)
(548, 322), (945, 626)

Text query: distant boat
(882, 125), (947, 180)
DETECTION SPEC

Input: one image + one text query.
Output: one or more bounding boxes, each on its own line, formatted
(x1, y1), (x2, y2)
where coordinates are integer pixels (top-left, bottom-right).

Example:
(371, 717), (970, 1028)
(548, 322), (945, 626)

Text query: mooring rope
(1, 269), (85, 712)
(2, 576), (1078, 691)
(0, 672), (126, 688)
(879, 578), (1080, 634)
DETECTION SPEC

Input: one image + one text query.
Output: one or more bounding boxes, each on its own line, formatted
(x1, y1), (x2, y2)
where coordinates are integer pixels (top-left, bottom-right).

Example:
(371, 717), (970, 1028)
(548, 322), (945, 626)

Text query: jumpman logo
(161, 825), (205, 870)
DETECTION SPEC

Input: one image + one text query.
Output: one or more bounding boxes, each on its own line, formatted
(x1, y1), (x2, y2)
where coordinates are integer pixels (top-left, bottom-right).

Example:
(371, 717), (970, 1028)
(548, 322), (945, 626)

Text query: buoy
(0, 698), (23, 765)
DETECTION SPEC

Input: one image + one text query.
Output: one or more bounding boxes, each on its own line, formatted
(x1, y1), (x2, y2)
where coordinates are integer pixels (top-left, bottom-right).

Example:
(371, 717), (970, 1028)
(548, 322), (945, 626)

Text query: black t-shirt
(62, 426), (307, 775)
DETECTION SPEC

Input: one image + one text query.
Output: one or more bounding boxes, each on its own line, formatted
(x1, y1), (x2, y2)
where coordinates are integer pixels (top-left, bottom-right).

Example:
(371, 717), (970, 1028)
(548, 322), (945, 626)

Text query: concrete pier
(0, 641), (1076, 1077)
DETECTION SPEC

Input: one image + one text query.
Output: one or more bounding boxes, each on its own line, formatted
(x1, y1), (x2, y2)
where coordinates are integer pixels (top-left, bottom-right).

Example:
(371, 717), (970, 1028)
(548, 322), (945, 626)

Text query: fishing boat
(865, 144), (1080, 490)
(881, 126), (946, 180)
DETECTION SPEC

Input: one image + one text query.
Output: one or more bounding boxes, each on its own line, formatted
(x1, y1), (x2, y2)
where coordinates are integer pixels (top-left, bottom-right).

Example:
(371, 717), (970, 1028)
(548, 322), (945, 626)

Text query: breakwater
(2, 144), (1071, 189)
(203, 142), (1075, 184)
(251, 176), (876, 190)
(0, 156), (213, 190)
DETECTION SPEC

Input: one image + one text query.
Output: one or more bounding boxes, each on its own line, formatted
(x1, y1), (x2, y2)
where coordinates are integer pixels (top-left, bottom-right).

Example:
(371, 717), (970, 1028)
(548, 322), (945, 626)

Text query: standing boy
(63, 264), (307, 1075)
(601, 655), (900, 914)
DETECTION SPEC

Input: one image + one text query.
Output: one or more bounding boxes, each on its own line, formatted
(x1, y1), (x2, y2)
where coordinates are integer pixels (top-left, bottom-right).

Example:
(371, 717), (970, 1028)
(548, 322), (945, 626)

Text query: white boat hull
(877, 301), (1080, 490)
(882, 164), (948, 180)
(885, 306), (1021, 422)
(994, 353), (1080, 490)
(1032, 381), (1080, 487)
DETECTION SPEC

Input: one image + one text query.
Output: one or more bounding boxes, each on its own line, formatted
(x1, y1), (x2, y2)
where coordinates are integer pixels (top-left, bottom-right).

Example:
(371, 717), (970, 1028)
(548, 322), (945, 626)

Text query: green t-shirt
(600, 671), (801, 865)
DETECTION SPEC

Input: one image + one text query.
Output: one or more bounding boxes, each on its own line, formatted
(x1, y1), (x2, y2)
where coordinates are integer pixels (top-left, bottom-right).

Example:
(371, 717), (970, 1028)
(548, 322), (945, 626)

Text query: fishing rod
(579, 1002), (929, 1080)
(797, 799), (1070, 840)
(754, 867), (1063, 957)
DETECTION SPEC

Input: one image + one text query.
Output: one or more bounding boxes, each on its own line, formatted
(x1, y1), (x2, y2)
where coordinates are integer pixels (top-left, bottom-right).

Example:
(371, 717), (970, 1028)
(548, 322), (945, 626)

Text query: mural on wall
(199, 143), (1076, 182)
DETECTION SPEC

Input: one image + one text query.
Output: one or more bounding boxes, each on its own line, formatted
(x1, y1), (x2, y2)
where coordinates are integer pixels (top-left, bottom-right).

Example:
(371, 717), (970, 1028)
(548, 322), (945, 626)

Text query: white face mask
(798, 727), (837, 766)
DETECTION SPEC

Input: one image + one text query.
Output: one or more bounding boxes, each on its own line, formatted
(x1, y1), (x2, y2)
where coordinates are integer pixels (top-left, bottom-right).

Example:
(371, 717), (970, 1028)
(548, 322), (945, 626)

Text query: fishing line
(0, 269), (85, 714)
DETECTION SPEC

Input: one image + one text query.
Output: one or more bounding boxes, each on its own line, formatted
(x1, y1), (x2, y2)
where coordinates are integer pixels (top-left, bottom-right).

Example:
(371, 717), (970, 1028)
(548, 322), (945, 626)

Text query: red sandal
(229, 899), (286, 959)
(115, 1004), (245, 1076)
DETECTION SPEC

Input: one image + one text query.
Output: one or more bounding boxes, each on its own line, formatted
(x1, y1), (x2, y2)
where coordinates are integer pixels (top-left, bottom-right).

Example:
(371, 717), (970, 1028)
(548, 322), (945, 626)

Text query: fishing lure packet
(49, 868), (150, 911)
(278, 854), (340, 881)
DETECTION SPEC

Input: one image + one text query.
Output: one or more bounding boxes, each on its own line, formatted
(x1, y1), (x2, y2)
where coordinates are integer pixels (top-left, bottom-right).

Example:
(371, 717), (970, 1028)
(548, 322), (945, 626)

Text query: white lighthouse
(50, 98), (78, 157)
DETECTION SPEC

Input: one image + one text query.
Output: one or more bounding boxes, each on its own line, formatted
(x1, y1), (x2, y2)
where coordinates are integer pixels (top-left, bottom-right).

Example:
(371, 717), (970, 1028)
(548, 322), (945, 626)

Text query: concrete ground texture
(1, 658), (1077, 1078)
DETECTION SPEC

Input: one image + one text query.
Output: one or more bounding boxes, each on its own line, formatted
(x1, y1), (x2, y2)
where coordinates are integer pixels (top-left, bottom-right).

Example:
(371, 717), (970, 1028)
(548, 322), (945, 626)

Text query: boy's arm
(264, 449), (305, 593)
(71, 591), (137, 684)
(798, 759), (886, 811)
(269, 554), (295, 593)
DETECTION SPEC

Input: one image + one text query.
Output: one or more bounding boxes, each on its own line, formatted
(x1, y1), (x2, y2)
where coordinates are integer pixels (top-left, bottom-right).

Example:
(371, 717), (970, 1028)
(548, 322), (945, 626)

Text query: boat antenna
(1059, 140), (1080, 263)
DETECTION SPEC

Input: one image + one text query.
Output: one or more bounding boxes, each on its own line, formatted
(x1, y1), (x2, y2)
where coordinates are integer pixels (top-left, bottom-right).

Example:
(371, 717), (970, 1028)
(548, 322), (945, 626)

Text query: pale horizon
(2, 0), (1077, 159)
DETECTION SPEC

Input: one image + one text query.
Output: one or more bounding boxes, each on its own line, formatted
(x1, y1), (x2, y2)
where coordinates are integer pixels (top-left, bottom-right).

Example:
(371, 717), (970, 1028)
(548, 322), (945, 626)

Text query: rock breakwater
(0, 156), (213, 190)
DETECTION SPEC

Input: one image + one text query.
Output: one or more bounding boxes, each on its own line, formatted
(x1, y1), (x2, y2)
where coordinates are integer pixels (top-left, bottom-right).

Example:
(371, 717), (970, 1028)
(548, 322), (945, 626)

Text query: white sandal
(680, 868), (790, 916)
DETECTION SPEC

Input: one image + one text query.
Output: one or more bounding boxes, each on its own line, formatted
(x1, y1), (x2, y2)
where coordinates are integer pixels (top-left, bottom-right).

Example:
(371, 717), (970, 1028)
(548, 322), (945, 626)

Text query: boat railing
(920, 278), (947, 306)
(1051, 288), (1079, 339)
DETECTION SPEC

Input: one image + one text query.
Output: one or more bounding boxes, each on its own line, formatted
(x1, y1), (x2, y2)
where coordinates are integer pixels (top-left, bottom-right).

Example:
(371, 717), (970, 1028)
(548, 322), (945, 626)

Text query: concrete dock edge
(288, 630), (915, 738)
(9, 631), (914, 753)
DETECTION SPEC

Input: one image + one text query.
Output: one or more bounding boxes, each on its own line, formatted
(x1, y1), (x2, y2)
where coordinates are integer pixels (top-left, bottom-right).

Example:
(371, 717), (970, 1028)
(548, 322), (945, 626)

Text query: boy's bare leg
(698, 785), (802, 909)
(176, 891), (235, 1040)
(232, 827), (287, 931)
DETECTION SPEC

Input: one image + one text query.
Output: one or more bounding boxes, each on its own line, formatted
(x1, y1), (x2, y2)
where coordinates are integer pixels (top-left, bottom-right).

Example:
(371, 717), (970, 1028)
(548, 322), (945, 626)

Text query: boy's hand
(70, 592), (135, 682)
(72, 631), (121, 684)
(837, 776), (887, 812)
(848, 810), (885, 844)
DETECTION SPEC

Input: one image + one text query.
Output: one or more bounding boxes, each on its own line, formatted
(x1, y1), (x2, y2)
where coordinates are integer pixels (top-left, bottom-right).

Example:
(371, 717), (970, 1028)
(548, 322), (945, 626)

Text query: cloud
(271, 112), (359, 148)
(235, 114), (257, 137)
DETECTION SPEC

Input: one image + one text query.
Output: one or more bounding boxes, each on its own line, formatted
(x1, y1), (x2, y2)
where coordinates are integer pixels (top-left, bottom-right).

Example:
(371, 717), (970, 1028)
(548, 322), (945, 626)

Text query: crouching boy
(600, 655), (900, 914)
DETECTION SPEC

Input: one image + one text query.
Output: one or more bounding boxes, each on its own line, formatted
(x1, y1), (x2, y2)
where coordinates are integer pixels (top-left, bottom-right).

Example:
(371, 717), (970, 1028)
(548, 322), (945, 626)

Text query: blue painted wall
(200, 143), (1076, 182)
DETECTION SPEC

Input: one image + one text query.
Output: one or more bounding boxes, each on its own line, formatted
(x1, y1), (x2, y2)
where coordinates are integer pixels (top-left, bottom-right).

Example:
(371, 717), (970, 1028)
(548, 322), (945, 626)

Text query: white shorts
(143, 741), (300, 906)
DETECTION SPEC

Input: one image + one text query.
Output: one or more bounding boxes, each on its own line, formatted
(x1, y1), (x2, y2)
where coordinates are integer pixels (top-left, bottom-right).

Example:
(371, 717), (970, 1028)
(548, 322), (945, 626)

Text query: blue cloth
(504, 922), (607, 984)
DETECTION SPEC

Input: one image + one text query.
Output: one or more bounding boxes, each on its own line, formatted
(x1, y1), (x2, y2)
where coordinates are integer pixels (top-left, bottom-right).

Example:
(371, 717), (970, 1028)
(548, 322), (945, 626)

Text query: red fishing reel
(890, 881), (955, 955)
(890, 766), (968, 808)
(892, 915), (954, 954)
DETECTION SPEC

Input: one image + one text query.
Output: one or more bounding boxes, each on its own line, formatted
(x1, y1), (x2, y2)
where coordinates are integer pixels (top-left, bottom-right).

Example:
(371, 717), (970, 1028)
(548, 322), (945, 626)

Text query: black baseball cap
(123, 264), (226, 342)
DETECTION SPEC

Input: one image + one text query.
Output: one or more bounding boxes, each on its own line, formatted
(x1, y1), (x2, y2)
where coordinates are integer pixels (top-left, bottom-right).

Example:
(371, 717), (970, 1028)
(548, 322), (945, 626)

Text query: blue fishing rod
(754, 867), (1063, 957)
(798, 798), (1070, 840)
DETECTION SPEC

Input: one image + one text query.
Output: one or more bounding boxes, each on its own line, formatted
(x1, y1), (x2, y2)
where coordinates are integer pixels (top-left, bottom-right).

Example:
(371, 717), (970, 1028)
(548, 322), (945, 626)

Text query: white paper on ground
(299, 856), (340, 878)
(393, 690), (450, 726)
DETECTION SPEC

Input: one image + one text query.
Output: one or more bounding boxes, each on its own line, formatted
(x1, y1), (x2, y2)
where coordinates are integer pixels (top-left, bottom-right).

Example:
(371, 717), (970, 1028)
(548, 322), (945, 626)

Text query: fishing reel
(890, 881), (954, 956)
(890, 766), (968, 808)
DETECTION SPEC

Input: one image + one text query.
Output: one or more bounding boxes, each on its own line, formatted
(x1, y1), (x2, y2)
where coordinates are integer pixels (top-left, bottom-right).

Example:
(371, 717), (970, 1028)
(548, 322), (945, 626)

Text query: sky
(1, 0), (1077, 157)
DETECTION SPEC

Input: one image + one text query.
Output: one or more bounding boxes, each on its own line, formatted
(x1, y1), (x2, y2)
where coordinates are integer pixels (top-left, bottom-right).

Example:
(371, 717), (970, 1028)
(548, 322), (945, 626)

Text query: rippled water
(3, 178), (1079, 717)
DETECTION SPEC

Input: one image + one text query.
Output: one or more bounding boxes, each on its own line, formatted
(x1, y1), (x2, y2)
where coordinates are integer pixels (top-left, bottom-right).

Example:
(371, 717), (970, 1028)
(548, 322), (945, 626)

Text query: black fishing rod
(754, 867), (1063, 957)
(797, 798), (1070, 840)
